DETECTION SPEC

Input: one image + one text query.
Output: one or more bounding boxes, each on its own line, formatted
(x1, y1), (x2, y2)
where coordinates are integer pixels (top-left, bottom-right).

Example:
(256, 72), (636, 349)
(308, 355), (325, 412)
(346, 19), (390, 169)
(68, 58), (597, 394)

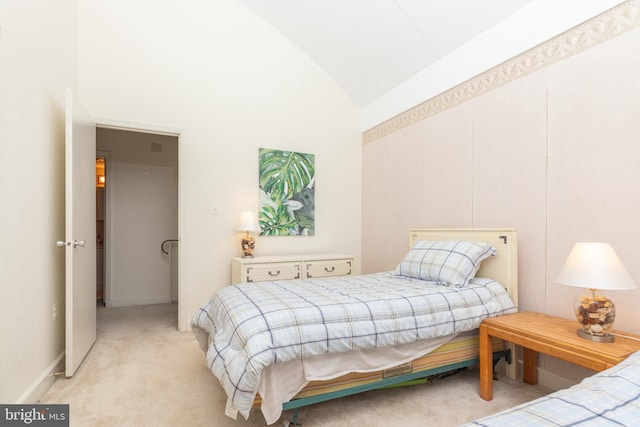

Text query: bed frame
(264, 228), (519, 425)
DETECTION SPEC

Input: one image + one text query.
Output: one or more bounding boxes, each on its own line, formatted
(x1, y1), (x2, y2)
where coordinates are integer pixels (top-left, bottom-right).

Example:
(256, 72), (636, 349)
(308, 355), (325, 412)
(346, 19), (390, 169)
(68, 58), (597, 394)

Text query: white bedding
(257, 333), (456, 424)
(463, 349), (640, 426)
(191, 272), (516, 421)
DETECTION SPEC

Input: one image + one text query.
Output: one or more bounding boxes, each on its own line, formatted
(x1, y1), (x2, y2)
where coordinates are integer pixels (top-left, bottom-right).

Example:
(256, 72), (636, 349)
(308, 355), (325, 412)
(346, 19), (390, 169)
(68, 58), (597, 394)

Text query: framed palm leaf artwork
(258, 148), (315, 236)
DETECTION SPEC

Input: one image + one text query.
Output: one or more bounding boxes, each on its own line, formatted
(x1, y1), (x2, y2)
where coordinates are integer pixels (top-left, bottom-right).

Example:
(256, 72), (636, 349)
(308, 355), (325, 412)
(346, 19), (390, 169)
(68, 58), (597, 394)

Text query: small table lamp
(556, 242), (637, 342)
(237, 211), (260, 258)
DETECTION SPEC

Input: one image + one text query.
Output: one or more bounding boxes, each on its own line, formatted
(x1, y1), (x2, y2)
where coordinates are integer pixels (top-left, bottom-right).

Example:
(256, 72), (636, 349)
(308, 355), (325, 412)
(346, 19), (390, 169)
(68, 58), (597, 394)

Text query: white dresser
(231, 253), (354, 284)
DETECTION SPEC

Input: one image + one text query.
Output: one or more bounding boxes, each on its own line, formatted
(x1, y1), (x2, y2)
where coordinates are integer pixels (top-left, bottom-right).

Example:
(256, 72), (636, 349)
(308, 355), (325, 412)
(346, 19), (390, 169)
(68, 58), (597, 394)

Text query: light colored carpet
(41, 304), (551, 426)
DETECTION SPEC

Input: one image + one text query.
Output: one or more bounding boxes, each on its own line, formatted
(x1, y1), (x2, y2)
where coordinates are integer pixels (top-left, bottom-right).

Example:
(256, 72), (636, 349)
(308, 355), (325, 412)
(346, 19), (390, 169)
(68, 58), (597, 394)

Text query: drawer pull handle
(324, 266), (335, 273)
(268, 270), (281, 277)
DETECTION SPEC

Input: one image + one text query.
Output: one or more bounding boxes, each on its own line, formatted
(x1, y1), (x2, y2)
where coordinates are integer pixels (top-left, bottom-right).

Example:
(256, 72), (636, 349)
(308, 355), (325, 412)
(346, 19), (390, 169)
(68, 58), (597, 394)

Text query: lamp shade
(556, 242), (637, 291)
(237, 211), (260, 232)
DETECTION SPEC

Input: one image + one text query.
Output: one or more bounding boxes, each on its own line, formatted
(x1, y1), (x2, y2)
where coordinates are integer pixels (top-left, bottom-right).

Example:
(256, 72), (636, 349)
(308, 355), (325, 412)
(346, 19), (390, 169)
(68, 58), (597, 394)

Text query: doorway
(96, 126), (180, 327)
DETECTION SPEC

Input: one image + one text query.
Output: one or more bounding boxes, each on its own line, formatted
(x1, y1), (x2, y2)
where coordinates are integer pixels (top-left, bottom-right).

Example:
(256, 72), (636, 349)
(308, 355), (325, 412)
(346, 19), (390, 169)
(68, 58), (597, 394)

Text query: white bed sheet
(257, 333), (458, 424)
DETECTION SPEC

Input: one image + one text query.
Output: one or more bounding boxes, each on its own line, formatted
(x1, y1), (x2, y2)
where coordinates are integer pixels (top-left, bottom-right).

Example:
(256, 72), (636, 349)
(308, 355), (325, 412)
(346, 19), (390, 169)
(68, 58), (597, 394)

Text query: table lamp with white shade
(237, 211), (260, 258)
(555, 242), (637, 343)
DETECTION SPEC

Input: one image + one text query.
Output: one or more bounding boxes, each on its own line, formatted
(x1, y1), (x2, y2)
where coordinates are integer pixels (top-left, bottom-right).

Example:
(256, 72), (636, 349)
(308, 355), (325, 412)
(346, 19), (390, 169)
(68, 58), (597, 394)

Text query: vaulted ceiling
(237, 1), (623, 110)
(237, 0), (533, 106)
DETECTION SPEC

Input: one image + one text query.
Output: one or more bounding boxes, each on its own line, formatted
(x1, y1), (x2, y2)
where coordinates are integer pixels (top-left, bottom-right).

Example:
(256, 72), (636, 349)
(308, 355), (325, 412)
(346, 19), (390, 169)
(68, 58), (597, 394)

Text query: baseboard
(106, 295), (171, 307)
(514, 358), (578, 392)
(18, 351), (65, 404)
(537, 367), (579, 391)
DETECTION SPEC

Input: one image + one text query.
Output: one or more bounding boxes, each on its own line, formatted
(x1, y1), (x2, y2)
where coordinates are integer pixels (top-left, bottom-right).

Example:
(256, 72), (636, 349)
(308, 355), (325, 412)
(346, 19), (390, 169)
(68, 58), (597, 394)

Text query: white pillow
(393, 240), (496, 286)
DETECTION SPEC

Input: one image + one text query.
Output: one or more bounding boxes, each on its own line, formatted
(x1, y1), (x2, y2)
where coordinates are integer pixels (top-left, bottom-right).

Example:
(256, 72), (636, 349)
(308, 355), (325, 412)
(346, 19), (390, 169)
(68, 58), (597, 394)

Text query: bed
(192, 228), (519, 425)
(463, 348), (640, 426)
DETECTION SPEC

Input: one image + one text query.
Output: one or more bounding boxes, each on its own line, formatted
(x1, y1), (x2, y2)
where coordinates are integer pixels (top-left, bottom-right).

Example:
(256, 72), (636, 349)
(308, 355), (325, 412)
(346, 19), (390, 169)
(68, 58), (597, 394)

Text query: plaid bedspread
(191, 272), (516, 420)
(463, 349), (640, 426)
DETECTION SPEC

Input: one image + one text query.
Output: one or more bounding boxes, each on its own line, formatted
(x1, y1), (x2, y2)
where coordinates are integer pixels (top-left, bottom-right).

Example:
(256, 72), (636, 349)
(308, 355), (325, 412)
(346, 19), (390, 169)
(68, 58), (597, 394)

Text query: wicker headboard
(409, 228), (518, 308)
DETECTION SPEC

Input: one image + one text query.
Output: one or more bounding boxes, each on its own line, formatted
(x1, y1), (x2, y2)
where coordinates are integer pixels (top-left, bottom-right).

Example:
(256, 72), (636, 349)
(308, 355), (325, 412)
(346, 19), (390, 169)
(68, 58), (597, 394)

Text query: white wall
(78, 0), (363, 330)
(108, 162), (177, 306)
(0, 0), (77, 403)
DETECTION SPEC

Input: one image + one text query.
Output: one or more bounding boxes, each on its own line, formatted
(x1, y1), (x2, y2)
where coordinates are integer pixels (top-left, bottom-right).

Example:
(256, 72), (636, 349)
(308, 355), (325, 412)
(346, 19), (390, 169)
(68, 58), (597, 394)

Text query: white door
(62, 88), (97, 376)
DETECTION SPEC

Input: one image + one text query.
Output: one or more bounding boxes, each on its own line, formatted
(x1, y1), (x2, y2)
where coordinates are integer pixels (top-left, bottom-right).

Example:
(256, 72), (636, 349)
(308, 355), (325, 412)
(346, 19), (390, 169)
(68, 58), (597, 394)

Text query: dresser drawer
(244, 262), (302, 282)
(304, 258), (353, 278)
(232, 254), (354, 284)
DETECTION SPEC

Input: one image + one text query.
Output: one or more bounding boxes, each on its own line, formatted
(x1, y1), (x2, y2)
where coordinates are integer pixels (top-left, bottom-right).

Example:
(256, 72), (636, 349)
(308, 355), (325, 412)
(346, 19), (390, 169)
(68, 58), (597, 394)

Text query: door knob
(56, 241), (68, 247)
(73, 240), (86, 248)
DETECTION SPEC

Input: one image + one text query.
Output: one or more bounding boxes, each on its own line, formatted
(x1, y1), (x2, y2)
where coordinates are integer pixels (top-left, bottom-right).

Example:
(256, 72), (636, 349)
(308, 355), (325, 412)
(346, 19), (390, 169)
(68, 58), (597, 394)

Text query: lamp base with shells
(574, 288), (615, 343)
(241, 235), (255, 258)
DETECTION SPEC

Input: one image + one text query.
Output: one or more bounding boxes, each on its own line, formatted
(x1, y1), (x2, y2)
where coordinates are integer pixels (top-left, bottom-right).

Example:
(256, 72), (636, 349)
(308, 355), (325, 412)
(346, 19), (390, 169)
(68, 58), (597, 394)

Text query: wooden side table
(479, 311), (640, 400)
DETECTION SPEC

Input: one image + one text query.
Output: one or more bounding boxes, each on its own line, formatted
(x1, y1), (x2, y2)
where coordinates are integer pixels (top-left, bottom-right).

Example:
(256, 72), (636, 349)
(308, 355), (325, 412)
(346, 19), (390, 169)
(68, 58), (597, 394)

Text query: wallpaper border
(362, 0), (640, 145)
